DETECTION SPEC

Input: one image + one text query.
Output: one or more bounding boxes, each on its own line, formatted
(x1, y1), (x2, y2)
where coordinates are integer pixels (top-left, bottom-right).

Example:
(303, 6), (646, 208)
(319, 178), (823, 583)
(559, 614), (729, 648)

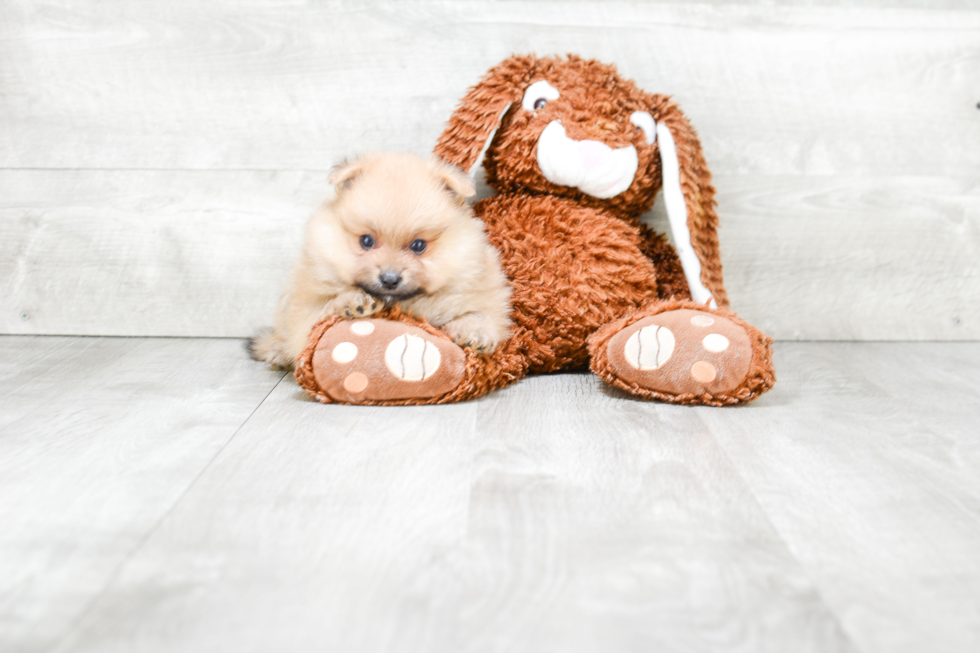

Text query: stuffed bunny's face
(434, 55), (726, 307)
(481, 58), (669, 215)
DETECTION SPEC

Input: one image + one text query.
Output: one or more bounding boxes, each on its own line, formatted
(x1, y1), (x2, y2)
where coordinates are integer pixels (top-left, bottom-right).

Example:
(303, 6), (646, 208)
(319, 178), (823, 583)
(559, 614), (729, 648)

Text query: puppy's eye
(534, 98), (547, 110)
(359, 234), (375, 249)
(409, 239), (427, 254)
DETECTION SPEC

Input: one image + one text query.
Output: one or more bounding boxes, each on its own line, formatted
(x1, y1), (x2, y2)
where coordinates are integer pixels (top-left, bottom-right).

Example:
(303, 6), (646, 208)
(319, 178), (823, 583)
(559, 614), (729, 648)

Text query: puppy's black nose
(378, 271), (402, 290)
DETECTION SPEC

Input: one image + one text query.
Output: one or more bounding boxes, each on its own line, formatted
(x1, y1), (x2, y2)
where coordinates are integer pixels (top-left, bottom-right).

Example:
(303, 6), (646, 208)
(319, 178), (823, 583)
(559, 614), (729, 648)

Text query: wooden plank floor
(1, 337), (979, 653)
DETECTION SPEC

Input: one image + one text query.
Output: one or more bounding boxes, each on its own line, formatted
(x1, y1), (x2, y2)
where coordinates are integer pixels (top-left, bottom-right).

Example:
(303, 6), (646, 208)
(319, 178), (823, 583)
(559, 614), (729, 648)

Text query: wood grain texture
(3, 337), (980, 651)
(0, 1), (977, 176)
(2, 170), (976, 339)
(51, 371), (855, 653)
(2, 1), (978, 341)
(521, 0), (980, 6)
(0, 170), (324, 337)
(700, 342), (980, 653)
(683, 175), (980, 340)
(0, 336), (285, 653)
(448, 373), (854, 652)
(52, 378), (489, 653)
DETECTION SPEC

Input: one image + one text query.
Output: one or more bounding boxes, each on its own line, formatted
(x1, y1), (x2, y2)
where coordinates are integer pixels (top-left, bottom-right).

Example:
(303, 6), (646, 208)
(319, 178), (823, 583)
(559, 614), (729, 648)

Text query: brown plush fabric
(637, 223), (691, 301)
(296, 306), (529, 406)
(299, 54), (775, 406)
(588, 299), (775, 406)
(606, 311), (752, 395)
(480, 193), (663, 372)
(435, 55), (729, 305)
(310, 319), (467, 403)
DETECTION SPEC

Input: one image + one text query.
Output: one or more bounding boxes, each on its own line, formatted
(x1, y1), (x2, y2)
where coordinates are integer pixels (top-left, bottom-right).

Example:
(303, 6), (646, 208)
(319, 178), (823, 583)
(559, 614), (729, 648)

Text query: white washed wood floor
(1, 337), (978, 653)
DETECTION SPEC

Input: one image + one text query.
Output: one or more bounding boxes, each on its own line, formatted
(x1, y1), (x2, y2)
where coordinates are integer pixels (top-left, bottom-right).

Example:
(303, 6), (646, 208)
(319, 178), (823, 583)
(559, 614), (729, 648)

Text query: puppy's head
(312, 152), (478, 304)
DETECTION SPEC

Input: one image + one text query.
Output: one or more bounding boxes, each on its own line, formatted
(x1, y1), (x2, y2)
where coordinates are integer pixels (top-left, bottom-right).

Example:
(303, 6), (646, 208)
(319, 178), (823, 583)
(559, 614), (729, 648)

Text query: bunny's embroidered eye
(629, 111), (656, 145)
(522, 80), (560, 112)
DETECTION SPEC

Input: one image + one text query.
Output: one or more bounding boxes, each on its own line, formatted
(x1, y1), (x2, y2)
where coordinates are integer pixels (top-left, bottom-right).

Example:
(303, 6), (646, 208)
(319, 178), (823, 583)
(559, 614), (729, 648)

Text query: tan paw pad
(606, 309), (752, 397)
(311, 319), (466, 403)
(343, 372), (369, 393)
(690, 361), (717, 383)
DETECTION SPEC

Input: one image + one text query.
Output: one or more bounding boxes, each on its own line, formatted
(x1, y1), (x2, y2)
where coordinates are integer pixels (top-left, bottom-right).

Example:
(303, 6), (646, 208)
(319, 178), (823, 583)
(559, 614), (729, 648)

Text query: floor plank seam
(45, 369), (290, 652)
(699, 410), (869, 653)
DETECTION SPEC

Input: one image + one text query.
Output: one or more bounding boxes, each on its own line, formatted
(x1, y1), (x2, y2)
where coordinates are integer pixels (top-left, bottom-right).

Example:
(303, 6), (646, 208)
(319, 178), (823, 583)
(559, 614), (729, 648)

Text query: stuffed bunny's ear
(656, 109), (729, 308)
(434, 56), (534, 176)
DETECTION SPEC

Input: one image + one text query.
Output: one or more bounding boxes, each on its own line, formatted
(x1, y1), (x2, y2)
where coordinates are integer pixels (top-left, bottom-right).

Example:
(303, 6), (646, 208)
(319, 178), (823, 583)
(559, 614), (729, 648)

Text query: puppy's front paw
(442, 314), (503, 354)
(333, 290), (380, 319)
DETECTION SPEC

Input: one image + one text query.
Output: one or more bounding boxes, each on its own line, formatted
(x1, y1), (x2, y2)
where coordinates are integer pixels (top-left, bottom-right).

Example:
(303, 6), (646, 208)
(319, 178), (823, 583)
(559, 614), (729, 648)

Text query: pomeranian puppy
(249, 152), (512, 369)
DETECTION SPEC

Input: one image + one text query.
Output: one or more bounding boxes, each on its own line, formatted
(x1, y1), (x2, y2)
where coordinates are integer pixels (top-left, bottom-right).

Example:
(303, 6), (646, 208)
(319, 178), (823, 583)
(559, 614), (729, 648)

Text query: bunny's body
(295, 55), (776, 406)
(478, 193), (669, 371)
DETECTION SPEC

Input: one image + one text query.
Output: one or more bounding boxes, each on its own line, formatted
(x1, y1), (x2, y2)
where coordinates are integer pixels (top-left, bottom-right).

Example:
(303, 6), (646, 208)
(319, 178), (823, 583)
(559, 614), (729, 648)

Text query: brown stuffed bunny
(296, 55), (775, 406)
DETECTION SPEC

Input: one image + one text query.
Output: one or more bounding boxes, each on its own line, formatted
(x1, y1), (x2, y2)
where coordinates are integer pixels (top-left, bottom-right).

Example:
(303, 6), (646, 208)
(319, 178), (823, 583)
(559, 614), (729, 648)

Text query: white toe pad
(385, 334), (441, 381)
(623, 325), (675, 370)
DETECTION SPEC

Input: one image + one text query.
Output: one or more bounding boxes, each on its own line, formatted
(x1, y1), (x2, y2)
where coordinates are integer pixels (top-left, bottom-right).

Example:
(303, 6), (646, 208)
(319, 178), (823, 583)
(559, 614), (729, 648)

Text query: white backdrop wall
(1, 0), (978, 340)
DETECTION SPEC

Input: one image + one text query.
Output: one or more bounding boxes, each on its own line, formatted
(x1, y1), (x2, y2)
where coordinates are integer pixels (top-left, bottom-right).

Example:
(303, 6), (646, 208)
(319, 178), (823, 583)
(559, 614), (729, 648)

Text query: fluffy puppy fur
(250, 152), (512, 369)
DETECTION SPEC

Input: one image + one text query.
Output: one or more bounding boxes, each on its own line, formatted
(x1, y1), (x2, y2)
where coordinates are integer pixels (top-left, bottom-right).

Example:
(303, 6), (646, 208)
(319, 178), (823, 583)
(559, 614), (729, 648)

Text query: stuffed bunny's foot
(300, 319), (467, 404)
(591, 306), (774, 406)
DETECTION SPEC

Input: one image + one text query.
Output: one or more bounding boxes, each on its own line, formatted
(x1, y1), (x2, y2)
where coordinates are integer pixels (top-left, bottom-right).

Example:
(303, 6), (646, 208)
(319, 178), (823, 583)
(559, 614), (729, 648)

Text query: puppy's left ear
(328, 157), (367, 190)
(428, 157), (476, 203)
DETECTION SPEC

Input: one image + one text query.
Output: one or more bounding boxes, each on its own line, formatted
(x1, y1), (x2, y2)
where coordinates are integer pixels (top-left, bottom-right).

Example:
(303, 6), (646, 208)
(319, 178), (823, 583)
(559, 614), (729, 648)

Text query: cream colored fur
(250, 152), (512, 369)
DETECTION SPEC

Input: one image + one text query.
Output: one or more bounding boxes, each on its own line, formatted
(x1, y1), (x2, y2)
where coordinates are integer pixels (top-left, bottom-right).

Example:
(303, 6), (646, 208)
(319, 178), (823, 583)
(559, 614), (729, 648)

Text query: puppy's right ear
(328, 158), (365, 191)
(434, 55), (535, 176)
(428, 157), (476, 203)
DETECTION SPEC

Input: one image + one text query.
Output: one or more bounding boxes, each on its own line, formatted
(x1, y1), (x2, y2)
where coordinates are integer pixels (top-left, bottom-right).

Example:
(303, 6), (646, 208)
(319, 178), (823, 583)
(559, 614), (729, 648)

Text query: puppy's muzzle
(378, 270), (402, 290)
(360, 270), (422, 306)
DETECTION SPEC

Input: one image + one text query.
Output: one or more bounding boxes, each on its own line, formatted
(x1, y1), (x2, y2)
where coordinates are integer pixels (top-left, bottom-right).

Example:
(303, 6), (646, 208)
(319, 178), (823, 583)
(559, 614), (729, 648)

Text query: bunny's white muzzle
(536, 121), (638, 199)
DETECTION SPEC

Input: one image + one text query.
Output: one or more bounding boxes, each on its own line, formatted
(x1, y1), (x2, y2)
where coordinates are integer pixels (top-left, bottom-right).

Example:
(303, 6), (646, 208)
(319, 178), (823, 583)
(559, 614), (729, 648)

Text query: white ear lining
(656, 122), (718, 309)
(630, 111), (656, 145)
(467, 103), (512, 178)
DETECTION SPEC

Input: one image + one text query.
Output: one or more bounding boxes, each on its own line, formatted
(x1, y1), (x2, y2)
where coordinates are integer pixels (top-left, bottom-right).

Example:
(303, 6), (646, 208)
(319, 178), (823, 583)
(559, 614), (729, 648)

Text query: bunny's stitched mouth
(535, 121), (638, 199)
